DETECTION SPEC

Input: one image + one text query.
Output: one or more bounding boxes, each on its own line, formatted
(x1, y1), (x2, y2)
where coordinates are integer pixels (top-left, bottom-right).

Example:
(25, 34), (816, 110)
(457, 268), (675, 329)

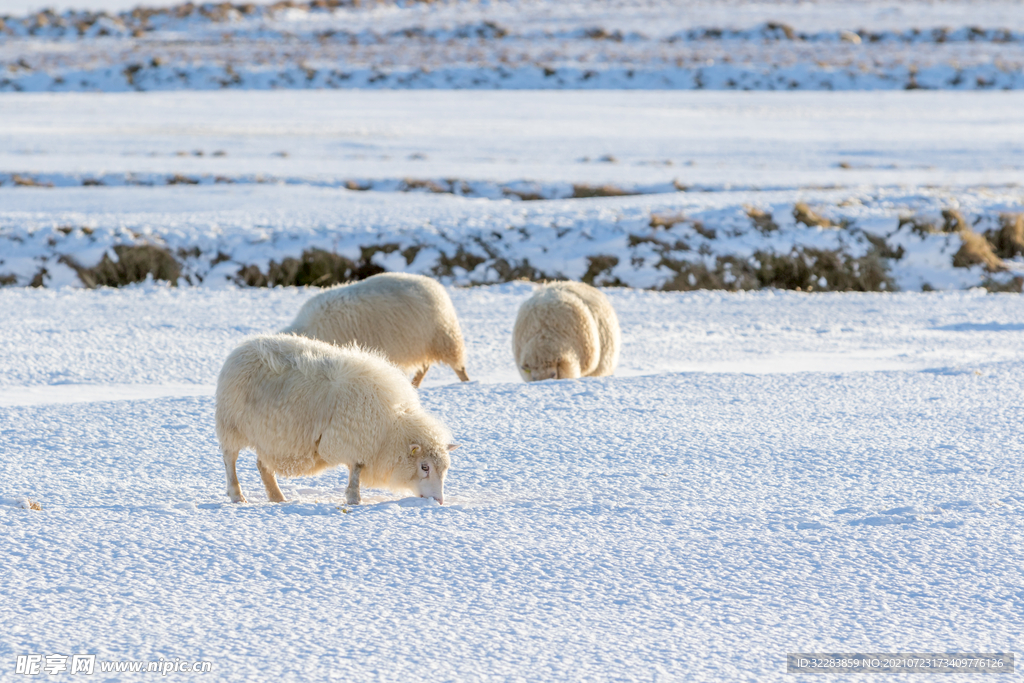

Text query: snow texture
(2, 284), (1024, 680)
(2, 91), (1023, 293)
(2, 0), (1024, 91)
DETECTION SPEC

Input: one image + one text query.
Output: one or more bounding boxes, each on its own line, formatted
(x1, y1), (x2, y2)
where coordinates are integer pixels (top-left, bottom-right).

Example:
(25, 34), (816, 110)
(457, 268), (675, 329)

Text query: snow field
(2, 285), (1024, 679)
(2, 0), (1024, 92)
(2, 91), (1023, 293)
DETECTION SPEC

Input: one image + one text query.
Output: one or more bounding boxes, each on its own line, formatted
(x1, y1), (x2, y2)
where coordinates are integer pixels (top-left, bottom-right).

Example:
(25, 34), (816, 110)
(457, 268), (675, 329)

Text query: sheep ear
(447, 443), (460, 452)
(409, 444), (421, 456)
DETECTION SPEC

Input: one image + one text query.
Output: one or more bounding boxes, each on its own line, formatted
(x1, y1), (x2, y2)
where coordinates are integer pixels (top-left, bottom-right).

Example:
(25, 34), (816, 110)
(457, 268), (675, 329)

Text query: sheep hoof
(346, 492), (361, 506)
(229, 493), (248, 504)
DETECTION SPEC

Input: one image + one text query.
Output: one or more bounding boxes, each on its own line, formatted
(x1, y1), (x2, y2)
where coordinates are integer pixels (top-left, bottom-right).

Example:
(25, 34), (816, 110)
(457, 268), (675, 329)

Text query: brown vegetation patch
(503, 189), (544, 201)
(486, 258), (546, 282)
(659, 245), (894, 292)
(941, 208), (970, 233)
(571, 184), (637, 199)
(985, 213), (1024, 258)
(60, 244), (182, 287)
(649, 213), (685, 229)
(580, 255), (623, 286)
(745, 206), (778, 233)
(400, 178), (449, 194)
(863, 233), (905, 260)
(167, 174), (199, 185)
(237, 248), (385, 287)
(0, 273), (17, 286)
(898, 214), (942, 236)
(432, 246), (487, 277)
(793, 202), (832, 228)
(981, 276), (1024, 293)
(11, 174), (53, 188)
(952, 229), (1006, 271)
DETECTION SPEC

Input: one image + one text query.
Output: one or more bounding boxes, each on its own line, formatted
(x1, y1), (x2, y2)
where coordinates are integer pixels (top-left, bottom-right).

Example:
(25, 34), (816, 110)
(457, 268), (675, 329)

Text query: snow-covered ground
(2, 0), (1024, 91)
(2, 91), (1023, 292)
(2, 284), (1023, 680)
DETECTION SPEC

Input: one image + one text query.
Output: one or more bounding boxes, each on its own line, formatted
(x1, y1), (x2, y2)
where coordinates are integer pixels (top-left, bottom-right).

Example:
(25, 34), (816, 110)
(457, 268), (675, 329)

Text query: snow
(2, 284), (1024, 680)
(2, 0), (1024, 92)
(2, 3), (1023, 676)
(2, 91), (1023, 293)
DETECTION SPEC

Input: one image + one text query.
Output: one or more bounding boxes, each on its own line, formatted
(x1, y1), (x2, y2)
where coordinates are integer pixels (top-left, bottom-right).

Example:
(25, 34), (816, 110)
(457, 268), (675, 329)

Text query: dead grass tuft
(60, 245), (181, 287)
(432, 247), (487, 278)
(649, 213), (686, 229)
(745, 206), (779, 233)
(0, 273), (17, 286)
(238, 248), (384, 287)
(660, 246), (894, 292)
(793, 202), (832, 228)
(985, 213), (1024, 258)
(941, 208), (970, 233)
(400, 178), (449, 194)
(167, 174), (199, 185)
(11, 174), (53, 188)
(571, 184), (637, 199)
(952, 229), (1006, 272)
(581, 255), (623, 286)
(981, 276), (1024, 293)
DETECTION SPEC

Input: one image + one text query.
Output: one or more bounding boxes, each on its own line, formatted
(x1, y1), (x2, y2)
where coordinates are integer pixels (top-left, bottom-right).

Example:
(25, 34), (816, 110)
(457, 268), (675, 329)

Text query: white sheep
(215, 333), (457, 505)
(283, 272), (470, 387)
(513, 281), (621, 381)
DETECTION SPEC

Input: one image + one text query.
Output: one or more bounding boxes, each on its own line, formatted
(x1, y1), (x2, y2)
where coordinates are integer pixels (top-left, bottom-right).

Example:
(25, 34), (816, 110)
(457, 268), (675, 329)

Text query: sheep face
(520, 362), (557, 382)
(406, 443), (457, 505)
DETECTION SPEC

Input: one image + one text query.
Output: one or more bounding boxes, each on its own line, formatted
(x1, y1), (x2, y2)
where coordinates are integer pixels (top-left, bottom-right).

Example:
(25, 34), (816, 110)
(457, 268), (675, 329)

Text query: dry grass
(0, 273), (16, 286)
(745, 206), (779, 233)
(571, 184), (637, 199)
(238, 248), (382, 287)
(985, 213), (1024, 259)
(952, 229), (1007, 272)
(660, 246), (894, 292)
(580, 255), (623, 286)
(649, 213), (686, 229)
(400, 178), (450, 194)
(792, 202), (832, 228)
(61, 245), (181, 287)
(11, 174), (53, 188)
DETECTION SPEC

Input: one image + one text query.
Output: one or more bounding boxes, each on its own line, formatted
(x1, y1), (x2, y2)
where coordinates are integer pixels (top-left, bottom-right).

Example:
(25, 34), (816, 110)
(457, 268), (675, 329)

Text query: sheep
(215, 333), (458, 505)
(283, 272), (470, 387)
(513, 281), (621, 381)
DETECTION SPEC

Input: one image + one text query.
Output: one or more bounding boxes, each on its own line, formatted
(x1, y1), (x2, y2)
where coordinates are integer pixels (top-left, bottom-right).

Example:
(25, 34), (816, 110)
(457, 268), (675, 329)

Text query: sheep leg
(411, 364), (430, 388)
(256, 457), (287, 503)
(454, 366), (470, 382)
(222, 447), (247, 504)
(345, 463), (363, 505)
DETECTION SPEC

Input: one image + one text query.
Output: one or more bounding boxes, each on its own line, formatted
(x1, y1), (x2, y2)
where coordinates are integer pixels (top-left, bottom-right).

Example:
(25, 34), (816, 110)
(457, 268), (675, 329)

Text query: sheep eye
(420, 463), (429, 472)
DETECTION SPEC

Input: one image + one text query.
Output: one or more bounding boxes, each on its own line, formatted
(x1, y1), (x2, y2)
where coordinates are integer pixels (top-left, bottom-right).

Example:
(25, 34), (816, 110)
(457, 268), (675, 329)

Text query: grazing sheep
(216, 334), (457, 505)
(283, 272), (470, 387)
(513, 281), (621, 381)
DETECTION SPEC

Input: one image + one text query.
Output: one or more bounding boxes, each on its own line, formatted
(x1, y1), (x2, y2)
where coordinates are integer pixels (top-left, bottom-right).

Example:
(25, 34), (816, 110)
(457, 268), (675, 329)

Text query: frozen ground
(2, 0), (1024, 91)
(2, 91), (1023, 293)
(2, 284), (1023, 680)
